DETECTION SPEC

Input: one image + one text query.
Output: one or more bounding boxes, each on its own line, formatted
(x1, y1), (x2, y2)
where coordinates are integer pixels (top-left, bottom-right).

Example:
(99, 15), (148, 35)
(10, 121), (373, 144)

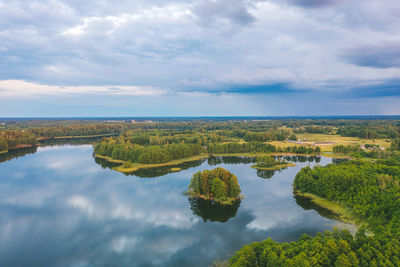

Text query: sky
(0, 0), (400, 116)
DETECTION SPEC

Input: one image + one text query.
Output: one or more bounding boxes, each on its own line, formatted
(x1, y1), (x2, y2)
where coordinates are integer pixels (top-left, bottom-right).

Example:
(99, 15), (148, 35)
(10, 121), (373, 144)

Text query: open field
(270, 133), (392, 152)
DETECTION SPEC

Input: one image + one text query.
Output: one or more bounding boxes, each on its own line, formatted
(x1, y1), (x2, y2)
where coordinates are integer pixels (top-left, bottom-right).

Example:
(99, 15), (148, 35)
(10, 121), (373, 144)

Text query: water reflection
(277, 155), (321, 163)
(93, 156), (206, 178)
(188, 197), (241, 223)
(93, 155), (324, 178)
(95, 156), (121, 169)
(332, 158), (349, 164)
(0, 146), (37, 163)
(0, 146), (349, 267)
(130, 159), (205, 178)
(207, 156), (257, 165)
(0, 137), (103, 164)
(256, 169), (277, 179)
(38, 136), (111, 146)
(294, 194), (340, 221)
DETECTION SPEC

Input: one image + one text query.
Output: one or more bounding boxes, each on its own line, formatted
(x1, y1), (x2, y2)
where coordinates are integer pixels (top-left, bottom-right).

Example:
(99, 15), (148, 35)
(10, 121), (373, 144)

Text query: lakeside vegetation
(251, 156), (296, 171)
(294, 191), (357, 225)
(186, 168), (242, 204)
(0, 130), (37, 152)
(228, 159), (400, 266)
(108, 154), (208, 173)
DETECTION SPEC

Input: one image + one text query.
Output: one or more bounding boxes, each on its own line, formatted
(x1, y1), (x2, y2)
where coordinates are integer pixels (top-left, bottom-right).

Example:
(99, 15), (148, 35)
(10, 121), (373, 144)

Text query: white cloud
(0, 80), (167, 97)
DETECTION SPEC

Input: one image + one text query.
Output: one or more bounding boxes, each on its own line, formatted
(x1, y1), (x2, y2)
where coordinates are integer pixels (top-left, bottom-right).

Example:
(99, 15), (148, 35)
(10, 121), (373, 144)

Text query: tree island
(186, 167), (242, 204)
(251, 156), (296, 171)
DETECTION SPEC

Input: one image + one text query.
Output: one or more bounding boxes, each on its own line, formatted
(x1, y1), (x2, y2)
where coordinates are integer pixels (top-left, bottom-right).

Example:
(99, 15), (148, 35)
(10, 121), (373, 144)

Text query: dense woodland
(337, 125), (399, 139)
(94, 137), (203, 164)
(187, 167), (241, 203)
(229, 160), (400, 266)
(0, 130), (37, 151)
(208, 142), (320, 154)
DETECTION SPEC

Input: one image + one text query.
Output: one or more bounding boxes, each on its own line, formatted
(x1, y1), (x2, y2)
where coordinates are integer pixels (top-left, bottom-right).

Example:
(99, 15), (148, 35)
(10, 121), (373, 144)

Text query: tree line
(337, 125), (398, 139)
(31, 124), (124, 137)
(208, 142), (320, 155)
(0, 130), (37, 152)
(333, 145), (399, 159)
(94, 138), (203, 164)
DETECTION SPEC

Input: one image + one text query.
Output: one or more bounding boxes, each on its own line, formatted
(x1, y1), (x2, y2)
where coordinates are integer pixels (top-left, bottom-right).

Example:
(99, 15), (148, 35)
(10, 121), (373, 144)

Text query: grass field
(270, 133), (391, 152)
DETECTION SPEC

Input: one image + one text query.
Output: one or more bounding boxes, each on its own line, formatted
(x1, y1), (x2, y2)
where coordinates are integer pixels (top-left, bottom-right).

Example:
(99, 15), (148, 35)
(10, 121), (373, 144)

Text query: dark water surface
(0, 145), (347, 267)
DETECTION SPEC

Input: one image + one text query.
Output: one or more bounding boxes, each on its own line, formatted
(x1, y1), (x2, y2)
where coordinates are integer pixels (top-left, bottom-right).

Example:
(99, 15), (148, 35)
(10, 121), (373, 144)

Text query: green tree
(0, 137), (8, 152)
(211, 178), (227, 200)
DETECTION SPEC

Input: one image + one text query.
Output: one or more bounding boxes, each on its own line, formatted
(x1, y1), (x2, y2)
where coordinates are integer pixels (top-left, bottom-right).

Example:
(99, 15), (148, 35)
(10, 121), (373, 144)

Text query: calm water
(0, 145), (347, 267)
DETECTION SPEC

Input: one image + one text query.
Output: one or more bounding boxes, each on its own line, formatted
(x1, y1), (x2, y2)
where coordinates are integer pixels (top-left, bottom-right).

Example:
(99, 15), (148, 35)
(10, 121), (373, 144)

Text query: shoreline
(294, 190), (360, 227)
(38, 133), (119, 141)
(251, 162), (296, 171)
(95, 152), (324, 174)
(186, 193), (243, 205)
(95, 153), (209, 173)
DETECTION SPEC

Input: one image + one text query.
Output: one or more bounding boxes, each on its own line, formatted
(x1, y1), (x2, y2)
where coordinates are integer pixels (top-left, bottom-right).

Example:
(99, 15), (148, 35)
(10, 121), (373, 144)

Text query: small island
(251, 156), (296, 171)
(186, 167), (242, 204)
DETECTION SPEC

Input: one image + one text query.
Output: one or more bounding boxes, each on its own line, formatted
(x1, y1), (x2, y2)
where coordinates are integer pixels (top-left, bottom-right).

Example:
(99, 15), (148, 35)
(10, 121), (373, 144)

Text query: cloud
(191, 0), (255, 26)
(284, 0), (343, 8)
(0, 0), (400, 114)
(0, 80), (166, 97)
(339, 79), (400, 98)
(343, 44), (400, 68)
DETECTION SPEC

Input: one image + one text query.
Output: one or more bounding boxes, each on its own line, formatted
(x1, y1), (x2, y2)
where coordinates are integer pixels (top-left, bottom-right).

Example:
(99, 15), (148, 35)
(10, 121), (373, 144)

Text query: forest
(228, 160), (400, 266)
(0, 130), (37, 152)
(94, 137), (203, 164)
(337, 125), (399, 139)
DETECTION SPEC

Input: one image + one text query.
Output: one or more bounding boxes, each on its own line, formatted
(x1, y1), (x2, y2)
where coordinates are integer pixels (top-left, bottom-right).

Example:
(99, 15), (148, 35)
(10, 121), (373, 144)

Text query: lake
(0, 145), (349, 266)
